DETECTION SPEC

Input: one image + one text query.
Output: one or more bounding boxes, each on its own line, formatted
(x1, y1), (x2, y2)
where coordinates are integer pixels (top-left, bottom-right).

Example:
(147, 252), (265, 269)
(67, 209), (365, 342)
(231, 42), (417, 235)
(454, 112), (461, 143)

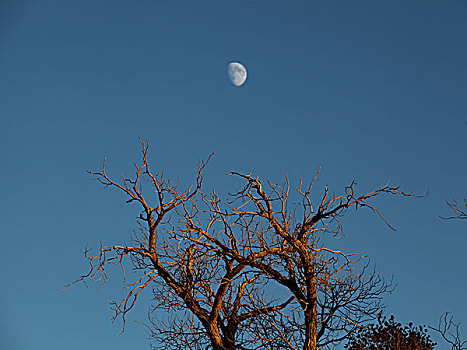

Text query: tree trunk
(304, 305), (318, 350)
(304, 269), (318, 350)
(207, 322), (231, 350)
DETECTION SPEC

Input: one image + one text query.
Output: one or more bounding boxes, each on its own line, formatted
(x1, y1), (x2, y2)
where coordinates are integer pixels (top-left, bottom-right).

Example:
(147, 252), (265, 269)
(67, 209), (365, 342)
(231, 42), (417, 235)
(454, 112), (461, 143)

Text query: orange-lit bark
(68, 139), (418, 349)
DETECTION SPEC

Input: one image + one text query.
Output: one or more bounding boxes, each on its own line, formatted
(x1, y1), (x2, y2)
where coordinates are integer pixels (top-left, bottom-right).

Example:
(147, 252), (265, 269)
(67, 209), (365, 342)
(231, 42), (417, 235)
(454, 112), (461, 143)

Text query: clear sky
(1, 1), (466, 349)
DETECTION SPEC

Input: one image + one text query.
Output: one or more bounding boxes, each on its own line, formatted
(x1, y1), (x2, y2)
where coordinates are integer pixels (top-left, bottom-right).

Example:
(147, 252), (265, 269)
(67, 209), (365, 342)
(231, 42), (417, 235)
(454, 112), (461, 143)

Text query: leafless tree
(68, 140), (417, 350)
(67, 142), (292, 350)
(429, 313), (467, 350)
(193, 171), (417, 350)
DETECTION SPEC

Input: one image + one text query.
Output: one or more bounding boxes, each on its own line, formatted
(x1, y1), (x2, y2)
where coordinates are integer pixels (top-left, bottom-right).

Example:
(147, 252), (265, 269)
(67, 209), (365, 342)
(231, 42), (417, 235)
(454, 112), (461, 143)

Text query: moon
(228, 62), (247, 87)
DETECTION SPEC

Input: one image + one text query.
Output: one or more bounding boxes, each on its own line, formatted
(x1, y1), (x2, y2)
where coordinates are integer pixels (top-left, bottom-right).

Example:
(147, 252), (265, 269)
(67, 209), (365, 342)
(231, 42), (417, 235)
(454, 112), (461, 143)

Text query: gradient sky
(1, 1), (466, 349)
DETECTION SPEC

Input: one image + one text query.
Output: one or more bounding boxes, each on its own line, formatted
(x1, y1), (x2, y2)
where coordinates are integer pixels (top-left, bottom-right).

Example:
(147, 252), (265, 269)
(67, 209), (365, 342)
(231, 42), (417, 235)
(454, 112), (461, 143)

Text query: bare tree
(429, 313), (467, 350)
(68, 140), (416, 350)
(67, 141), (292, 350)
(190, 171), (416, 350)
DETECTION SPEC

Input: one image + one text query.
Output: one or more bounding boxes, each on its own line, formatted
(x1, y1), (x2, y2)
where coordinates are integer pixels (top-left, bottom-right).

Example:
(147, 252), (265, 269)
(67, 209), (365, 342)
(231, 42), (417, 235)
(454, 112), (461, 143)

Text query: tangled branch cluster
(68, 140), (418, 350)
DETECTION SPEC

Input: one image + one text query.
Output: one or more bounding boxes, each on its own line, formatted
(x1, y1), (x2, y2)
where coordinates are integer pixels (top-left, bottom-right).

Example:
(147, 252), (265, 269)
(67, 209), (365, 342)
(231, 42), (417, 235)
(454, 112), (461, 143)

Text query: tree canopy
(345, 314), (436, 350)
(69, 140), (419, 350)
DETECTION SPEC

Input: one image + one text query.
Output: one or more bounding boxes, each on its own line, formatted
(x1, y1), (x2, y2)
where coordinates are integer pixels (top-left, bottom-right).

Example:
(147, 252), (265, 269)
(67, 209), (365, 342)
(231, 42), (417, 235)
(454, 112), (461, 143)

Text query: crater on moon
(228, 62), (247, 87)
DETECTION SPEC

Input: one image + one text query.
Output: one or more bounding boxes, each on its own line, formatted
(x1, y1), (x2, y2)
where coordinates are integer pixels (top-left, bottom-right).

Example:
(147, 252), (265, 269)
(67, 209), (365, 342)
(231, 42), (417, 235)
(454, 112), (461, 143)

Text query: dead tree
(69, 140), (416, 350)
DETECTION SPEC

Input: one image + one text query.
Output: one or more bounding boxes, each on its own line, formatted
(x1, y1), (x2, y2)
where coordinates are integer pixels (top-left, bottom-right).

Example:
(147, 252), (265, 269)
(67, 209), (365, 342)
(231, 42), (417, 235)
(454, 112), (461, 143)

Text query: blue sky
(1, 1), (466, 349)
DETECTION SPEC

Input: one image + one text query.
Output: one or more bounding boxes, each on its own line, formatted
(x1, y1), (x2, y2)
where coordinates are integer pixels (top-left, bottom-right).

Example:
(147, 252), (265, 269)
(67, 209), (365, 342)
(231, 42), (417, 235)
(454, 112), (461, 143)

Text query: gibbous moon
(228, 62), (247, 86)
